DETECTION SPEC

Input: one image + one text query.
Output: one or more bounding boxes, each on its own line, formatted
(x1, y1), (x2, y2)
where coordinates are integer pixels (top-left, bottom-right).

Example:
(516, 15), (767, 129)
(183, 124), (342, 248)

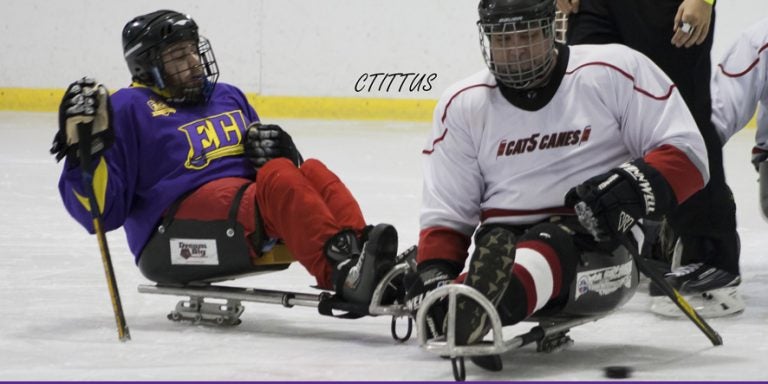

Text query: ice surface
(0, 112), (765, 380)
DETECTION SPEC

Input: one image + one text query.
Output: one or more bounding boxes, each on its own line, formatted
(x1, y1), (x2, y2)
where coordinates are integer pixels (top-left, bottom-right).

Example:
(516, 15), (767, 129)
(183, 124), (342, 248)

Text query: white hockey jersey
(419, 44), (709, 265)
(711, 17), (768, 149)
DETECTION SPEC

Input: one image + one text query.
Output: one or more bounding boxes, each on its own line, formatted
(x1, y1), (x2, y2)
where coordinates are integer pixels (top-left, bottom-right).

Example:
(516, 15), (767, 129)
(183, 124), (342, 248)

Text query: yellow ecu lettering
(200, 120), (221, 150)
(178, 110), (247, 170)
(220, 115), (242, 144)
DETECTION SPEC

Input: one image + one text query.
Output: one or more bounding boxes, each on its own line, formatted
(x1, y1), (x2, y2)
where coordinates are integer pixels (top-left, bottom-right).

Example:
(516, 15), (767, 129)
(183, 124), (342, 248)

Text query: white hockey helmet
(477, 0), (557, 90)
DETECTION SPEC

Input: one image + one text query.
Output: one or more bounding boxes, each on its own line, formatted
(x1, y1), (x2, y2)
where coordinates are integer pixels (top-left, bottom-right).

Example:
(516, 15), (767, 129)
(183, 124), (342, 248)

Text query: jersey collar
(498, 43), (570, 111)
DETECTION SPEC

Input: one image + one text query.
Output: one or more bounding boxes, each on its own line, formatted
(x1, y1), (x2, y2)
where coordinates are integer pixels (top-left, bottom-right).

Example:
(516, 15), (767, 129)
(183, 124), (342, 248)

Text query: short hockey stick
(77, 122), (131, 341)
(622, 224), (721, 346)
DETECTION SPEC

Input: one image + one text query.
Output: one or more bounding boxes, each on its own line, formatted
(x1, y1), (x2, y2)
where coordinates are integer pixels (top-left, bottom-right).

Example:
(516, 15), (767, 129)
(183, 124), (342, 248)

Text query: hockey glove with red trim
(565, 159), (675, 241)
(51, 77), (113, 164)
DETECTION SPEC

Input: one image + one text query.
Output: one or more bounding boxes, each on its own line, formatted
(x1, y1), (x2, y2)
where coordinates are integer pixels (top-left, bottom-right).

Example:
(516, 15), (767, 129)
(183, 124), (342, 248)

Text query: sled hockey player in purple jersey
(403, 0), (711, 377)
(50, 10), (404, 324)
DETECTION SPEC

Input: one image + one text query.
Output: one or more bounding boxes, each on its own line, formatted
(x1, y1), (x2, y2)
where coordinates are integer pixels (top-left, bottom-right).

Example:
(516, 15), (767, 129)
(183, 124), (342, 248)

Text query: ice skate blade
(650, 287), (745, 318)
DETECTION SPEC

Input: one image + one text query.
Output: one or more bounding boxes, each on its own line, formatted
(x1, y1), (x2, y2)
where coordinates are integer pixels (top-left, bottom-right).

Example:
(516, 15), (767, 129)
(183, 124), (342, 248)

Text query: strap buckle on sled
(317, 263), (413, 340)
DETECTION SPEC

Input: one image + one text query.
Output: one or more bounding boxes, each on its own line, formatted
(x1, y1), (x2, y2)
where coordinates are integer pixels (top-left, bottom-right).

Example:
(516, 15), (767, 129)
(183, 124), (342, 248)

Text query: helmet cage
(478, 15), (556, 89)
(150, 36), (219, 104)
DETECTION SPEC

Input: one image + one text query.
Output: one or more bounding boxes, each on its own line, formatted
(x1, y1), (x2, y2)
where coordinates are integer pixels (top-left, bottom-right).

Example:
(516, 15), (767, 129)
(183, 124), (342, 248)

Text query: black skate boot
(327, 224), (398, 305)
(666, 263), (741, 294)
(649, 233), (744, 318)
(650, 262), (744, 318)
(455, 226), (517, 346)
(649, 232), (741, 296)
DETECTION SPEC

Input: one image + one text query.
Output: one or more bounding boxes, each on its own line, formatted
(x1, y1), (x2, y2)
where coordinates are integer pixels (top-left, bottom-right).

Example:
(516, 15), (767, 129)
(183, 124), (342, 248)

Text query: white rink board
(1, 0), (766, 98)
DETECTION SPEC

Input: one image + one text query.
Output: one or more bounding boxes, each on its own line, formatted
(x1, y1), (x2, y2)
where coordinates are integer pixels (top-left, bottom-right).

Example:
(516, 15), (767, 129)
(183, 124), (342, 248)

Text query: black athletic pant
(566, 0), (740, 274)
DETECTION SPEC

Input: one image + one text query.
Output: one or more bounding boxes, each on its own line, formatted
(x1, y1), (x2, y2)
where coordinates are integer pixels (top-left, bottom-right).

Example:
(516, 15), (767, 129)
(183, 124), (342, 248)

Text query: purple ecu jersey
(57, 82), (259, 261)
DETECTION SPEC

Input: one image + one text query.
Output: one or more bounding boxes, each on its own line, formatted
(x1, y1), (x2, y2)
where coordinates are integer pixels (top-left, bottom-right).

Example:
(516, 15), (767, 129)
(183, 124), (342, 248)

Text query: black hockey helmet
(477, 0), (557, 89)
(122, 10), (219, 104)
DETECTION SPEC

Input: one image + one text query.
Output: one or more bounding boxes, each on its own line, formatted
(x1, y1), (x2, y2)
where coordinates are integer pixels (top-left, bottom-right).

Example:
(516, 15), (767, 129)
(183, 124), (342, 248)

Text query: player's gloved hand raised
(244, 122), (303, 169)
(50, 77), (113, 163)
(751, 147), (768, 172)
(404, 259), (460, 339)
(565, 159), (674, 242)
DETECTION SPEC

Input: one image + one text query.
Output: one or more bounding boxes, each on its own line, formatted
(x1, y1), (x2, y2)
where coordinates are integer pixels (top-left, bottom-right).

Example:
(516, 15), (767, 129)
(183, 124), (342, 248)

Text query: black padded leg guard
(497, 222), (581, 324)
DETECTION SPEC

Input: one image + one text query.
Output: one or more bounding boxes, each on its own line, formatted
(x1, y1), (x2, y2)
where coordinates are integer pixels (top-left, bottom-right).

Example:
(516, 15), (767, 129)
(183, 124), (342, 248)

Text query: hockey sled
(417, 285), (608, 381)
(138, 245), (414, 341)
(417, 248), (640, 381)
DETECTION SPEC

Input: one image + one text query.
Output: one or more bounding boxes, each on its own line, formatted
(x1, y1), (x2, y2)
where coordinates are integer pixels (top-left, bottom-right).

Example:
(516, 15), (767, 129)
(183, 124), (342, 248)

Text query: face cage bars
(555, 10), (568, 44)
(478, 17), (556, 89)
(159, 36), (220, 104)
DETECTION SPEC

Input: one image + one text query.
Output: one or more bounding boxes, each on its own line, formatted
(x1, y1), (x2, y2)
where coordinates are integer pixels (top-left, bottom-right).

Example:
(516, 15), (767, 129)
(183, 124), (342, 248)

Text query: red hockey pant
(256, 158), (366, 288)
(175, 158), (365, 289)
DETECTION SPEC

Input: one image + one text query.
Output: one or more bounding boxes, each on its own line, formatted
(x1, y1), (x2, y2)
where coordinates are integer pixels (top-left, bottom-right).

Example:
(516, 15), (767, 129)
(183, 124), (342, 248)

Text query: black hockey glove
(565, 159), (675, 242)
(50, 77), (113, 164)
(751, 147), (768, 172)
(404, 259), (461, 339)
(244, 123), (303, 169)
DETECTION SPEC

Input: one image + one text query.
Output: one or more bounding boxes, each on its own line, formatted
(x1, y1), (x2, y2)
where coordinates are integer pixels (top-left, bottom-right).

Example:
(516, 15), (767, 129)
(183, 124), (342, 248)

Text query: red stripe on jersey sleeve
(422, 129), (447, 155)
(512, 264), (537, 316)
(417, 226), (471, 265)
(565, 62), (676, 100)
(718, 42), (768, 78)
(644, 144), (705, 204)
(423, 83), (497, 155)
(517, 240), (562, 299)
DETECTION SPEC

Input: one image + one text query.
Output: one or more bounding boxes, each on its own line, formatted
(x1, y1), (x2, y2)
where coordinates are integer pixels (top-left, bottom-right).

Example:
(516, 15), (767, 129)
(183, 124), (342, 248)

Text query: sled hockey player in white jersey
(711, 17), (768, 218)
(403, 0), (711, 375)
(712, 18), (768, 151)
